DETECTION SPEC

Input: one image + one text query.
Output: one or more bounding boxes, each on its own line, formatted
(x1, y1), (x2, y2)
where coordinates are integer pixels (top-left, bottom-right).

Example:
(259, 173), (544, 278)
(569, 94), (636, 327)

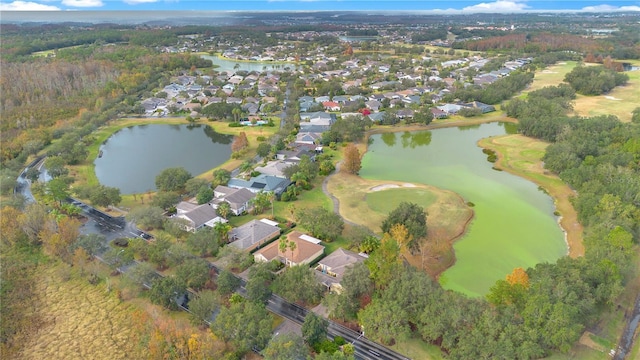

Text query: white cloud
(123, 0), (158, 4)
(581, 4), (640, 12)
(462, 0), (530, 13)
(61, 0), (103, 6)
(0, 0), (59, 10)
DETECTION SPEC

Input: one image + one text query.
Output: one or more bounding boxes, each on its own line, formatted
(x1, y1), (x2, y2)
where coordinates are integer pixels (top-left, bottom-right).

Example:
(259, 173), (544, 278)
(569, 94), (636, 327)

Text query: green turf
(366, 188), (438, 215)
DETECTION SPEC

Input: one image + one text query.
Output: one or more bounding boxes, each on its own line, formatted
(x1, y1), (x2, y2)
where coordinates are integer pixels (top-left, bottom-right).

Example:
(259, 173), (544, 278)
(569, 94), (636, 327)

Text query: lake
(94, 124), (232, 195)
(200, 54), (299, 73)
(360, 122), (567, 297)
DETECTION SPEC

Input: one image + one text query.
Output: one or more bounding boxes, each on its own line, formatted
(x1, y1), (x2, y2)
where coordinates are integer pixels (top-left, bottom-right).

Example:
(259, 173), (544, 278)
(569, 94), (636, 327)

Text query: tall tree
(212, 300), (272, 354)
(155, 167), (192, 192)
(149, 276), (186, 311)
(272, 265), (323, 305)
(211, 168), (231, 188)
(189, 290), (220, 326)
(295, 207), (344, 242)
(302, 312), (328, 346)
(88, 185), (122, 208)
(263, 333), (310, 360)
(342, 144), (361, 175)
(381, 202), (427, 253)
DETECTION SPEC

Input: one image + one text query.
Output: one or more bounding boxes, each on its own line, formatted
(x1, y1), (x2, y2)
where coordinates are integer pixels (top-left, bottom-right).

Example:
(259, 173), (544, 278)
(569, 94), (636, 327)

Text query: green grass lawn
(366, 188), (438, 214)
(390, 337), (444, 360)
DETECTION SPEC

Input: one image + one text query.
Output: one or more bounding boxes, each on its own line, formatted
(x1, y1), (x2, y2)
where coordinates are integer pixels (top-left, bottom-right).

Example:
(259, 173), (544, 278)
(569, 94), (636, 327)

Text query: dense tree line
(448, 71), (534, 105)
(564, 65), (628, 95)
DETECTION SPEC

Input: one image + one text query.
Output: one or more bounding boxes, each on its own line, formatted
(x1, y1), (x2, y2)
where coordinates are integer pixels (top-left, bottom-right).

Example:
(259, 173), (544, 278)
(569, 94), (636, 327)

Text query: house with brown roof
(315, 248), (368, 293)
(228, 219), (281, 252)
(254, 231), (324, 267)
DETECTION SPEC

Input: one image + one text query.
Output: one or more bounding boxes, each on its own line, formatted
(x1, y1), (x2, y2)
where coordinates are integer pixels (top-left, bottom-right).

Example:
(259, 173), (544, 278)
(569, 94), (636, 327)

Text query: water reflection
(381, 132), (396, 147)
(401, 131), (432, 148)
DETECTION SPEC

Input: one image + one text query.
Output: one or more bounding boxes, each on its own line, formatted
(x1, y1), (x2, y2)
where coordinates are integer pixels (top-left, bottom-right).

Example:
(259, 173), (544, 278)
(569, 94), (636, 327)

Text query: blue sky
(1, 0), (639, 12)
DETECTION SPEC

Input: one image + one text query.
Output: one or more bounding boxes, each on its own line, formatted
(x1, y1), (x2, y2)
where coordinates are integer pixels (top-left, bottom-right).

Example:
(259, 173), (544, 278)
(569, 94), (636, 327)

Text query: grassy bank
(477, 134), (584, 257)
(327, 169), (472, 277)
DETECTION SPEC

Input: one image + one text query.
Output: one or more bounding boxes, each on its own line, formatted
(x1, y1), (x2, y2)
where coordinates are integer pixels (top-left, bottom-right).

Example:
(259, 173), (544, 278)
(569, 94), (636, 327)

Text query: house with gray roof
(228, 219), (281, 252)
(228, 174), (292, 196)
(463, 101), (495, 113)
(213, 186), (256, 216)
(175, 202), (225, 233)
(315, 248), (368, 293)
(437, 103), (463, 115)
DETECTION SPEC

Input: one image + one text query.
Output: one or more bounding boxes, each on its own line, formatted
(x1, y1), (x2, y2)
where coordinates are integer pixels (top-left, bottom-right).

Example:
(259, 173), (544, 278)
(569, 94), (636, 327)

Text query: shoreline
(477, 135), (584, 258)
(346, 115), (582, 278)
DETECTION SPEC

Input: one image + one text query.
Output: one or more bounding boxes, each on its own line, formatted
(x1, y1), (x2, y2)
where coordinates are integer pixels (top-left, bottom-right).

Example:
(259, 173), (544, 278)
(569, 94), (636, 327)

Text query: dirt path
(321, 160), (361, 229)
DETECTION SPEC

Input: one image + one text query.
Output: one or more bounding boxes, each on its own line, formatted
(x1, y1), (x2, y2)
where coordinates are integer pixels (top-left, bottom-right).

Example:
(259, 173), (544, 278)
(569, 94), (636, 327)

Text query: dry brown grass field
(523, 60), (640, 123)
(571, 60), (640, 123)
(13, 265), (145, 360)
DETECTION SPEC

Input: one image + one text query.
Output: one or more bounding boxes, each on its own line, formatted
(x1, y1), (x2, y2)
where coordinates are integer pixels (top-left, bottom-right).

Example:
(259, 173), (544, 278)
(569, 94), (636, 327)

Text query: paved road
(613, 293), (640, 360)
(264, 293), (408, 360)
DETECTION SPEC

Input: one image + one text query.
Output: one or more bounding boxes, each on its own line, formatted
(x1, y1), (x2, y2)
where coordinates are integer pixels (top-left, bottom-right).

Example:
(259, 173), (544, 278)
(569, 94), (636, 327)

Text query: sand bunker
(370, 183), (417, 192)
(604, 96), (621, 100)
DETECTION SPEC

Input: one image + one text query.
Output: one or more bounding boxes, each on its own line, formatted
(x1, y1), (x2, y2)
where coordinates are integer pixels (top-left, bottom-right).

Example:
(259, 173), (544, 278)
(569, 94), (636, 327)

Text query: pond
(200, 54), (299, 73)
(94, 124), (233, 195)
(360, 122), (567, 297)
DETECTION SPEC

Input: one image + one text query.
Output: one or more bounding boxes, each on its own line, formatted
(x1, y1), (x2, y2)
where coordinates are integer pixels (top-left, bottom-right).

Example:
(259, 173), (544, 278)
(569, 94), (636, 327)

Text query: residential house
(295, 132), (322, 145)
(227, 174), (291, 196)
(365, 100), (382, 112)
(368, 112), (386, 122)
(315, 96), (331, 103)
(314, 248), (367, 292)
(275, 148), (316, 163)
(254, 161), (294, 178)
(397, 109), (414, 119)
(437, 103), (463, 115)
(212, 186), (256, 216)
(298, 95), (314, 103)
(322, 101), (341, 111)
(253, 231), (325, 266)
(332, 95), (350, 104)
(463, 101), (495, 113)
(228, 219), (281, 252)
(430, 107), (449, 119)
(175, 201), (225, 233)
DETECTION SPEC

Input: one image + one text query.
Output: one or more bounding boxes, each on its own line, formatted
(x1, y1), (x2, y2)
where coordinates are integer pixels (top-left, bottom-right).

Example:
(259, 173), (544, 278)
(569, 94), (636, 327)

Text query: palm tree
(266, 191), (276, 219)
(217, 202), (232, 219)
(214, 222), (232, 244)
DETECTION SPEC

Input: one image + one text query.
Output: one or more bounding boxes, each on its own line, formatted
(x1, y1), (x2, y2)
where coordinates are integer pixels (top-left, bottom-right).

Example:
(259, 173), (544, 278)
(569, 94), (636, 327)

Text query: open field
(13, 265), (146, 360)
(523, 60), (640, 122)
(477, 134), (584, 257)
(523, 61), (577, 95)
(390, 337), (444, 360)
(327, 169), (472, 277)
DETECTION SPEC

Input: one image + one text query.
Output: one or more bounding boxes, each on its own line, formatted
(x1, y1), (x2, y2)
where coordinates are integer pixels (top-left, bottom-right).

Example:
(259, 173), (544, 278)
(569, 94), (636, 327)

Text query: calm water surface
(360, 122), (567, 296)
(95, 124), (232, 194)
(201, 54), (299, 73)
